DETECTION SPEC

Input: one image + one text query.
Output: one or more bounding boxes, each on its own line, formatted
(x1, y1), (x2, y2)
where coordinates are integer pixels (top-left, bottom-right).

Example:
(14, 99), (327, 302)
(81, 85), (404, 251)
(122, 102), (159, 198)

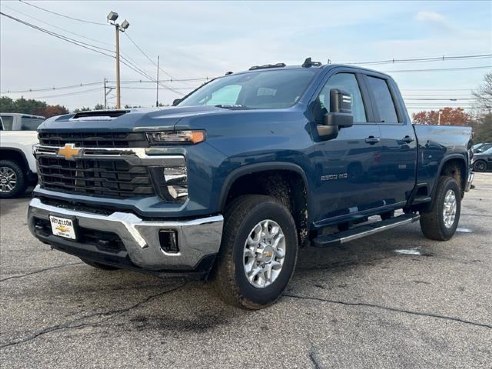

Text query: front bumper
(28, 197), (223, 273)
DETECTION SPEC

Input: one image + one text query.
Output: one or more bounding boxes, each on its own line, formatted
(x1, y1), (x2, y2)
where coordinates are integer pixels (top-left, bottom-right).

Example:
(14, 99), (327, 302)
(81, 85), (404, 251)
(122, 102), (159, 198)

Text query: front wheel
(473, 160), (487, 172)
(420, 176), (461, 241)
(213, 195), (298, 309)
(0, 160), (27, 199)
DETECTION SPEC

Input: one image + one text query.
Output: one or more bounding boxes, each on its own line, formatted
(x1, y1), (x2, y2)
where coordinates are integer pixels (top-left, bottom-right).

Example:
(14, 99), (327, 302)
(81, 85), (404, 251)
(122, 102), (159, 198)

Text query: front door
(310, 72), (384, 226)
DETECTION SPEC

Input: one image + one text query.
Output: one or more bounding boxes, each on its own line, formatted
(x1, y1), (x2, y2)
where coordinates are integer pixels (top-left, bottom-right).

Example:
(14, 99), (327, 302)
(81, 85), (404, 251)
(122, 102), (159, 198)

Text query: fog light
(159, 230), (179, 253)
(164, 166), (188, 200)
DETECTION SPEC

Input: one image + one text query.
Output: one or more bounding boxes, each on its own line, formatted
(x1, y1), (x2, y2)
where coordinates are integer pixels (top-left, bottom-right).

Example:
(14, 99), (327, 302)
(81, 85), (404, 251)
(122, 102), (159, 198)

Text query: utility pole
(103, 78), (107, 109)
(103, 78), (114, 109)
(156, 55), (160, 107)
(115, 24), (121, 109)
(107, 11), (129, 110)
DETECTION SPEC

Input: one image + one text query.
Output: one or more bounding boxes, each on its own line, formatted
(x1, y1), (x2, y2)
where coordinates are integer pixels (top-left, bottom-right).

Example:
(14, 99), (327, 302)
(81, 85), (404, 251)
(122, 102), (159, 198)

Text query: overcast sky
(1, 0), (491, 114)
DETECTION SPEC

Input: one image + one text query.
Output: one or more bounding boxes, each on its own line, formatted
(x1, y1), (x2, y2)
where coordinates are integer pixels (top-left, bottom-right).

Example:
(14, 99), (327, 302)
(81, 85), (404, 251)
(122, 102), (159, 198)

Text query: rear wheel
(213, 195), (298, 309)
(420, 176), (461, 241)
(0, 160), (27, 199)
(80, 258), (120, 270)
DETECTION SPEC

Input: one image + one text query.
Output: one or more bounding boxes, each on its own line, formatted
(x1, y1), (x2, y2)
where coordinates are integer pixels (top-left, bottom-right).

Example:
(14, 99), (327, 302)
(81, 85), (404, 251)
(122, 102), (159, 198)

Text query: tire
(473, 160), (487, 172)
(212, 195), (298, 309)
(80, 258), (120, 270)
(420, 176), (461, 241)
(0, 160), (27, 199)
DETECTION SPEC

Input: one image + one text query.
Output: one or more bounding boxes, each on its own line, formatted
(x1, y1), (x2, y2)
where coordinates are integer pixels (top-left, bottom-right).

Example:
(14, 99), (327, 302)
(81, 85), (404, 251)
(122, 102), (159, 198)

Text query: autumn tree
(412, 107), (471, 126)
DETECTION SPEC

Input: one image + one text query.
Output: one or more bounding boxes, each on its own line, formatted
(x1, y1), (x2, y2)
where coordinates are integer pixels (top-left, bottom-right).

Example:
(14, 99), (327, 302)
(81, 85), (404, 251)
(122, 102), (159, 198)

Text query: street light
(107, 11), (130, 109)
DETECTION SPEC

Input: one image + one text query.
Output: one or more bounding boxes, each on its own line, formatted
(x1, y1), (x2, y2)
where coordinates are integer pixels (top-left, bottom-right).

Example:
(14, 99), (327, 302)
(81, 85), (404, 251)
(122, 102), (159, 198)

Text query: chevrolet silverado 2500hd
(28, 59), (473, 309)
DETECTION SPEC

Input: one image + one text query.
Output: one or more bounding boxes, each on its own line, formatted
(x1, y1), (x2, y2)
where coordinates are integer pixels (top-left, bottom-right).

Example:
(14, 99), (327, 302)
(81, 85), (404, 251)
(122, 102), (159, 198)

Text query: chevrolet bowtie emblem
(57, 144), (80, 160)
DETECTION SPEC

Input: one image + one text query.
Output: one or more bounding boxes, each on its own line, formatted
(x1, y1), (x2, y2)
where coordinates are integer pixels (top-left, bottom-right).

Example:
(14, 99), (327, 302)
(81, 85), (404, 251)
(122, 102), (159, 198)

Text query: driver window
(318, 73), (367, 123)
(202, 85), (242, 106)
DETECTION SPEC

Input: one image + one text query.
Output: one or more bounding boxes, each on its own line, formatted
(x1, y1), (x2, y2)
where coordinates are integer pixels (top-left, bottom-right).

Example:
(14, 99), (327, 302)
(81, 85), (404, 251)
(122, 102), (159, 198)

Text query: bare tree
(473, 72), (492, 114)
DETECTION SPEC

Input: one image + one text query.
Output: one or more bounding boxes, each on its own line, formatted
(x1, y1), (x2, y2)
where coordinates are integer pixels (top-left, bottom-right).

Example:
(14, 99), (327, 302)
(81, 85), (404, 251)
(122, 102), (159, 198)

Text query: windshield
(179, 69), (317, 109)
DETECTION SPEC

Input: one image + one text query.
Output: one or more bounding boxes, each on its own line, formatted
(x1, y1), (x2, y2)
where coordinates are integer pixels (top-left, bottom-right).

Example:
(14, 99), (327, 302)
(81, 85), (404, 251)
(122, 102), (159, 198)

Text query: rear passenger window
(318, 73), (367, 123)
(366, 76), (399, 123)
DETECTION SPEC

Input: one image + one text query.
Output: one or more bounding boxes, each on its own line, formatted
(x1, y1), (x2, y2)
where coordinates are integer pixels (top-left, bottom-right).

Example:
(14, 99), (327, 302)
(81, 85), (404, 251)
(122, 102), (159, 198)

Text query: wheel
(80, 258), (120, 270)
(213, 195), (298, 309)
(419, 176), (461, 241)
(473, 160), (487, 172)
(0, 160), (27, 199)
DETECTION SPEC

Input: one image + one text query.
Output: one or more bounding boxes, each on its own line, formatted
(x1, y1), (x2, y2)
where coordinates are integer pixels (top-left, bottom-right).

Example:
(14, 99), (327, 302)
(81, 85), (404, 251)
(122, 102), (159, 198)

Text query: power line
(1, 81), (103, 94)
(0, 12), (176, 93)
(383, 65), (491, 73)
(123, 32), (174, 80)
(18, 0), (107, 26)
(3, 4), (113, 48)
(32, 87), (103, 99)
(1, 12), (115, 58)
(342, 53), (492, 66)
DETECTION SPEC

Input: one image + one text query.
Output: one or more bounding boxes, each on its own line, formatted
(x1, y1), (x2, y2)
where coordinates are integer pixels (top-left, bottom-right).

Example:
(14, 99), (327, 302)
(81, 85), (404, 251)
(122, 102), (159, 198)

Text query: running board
(312, 213), (420, 247)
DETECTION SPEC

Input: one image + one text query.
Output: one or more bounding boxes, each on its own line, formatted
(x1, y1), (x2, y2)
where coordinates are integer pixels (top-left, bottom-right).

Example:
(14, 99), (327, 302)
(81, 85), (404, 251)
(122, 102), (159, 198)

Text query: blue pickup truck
(28, 58), (473, 309)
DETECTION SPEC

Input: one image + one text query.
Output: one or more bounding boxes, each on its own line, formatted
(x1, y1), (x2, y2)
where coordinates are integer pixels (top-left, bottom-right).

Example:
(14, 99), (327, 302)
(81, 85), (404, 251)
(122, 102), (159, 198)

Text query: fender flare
(218, 161), (310, 212)
(0, 147), (30, 172)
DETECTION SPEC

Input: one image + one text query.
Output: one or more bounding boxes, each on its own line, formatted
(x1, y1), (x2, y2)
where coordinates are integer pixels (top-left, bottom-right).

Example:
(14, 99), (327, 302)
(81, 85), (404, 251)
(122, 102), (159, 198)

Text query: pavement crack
(284, 293), (492, 329)
(0, 282), (187, 349)
(0, 262), (83, 282)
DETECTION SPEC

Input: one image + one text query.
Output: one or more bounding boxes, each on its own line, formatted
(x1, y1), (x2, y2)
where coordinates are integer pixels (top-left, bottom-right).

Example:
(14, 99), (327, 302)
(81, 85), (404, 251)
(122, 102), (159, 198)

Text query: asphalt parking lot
(1, 174), (491, 369)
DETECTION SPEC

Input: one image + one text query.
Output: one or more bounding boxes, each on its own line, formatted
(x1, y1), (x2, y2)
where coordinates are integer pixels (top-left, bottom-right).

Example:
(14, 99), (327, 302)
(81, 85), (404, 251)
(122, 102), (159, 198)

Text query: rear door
(363, 74), (418, 206)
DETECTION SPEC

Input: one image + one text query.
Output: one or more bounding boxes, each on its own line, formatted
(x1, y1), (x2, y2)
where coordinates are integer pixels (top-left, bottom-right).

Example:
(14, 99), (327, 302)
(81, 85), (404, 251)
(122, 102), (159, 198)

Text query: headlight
(146, 130), (205, 145)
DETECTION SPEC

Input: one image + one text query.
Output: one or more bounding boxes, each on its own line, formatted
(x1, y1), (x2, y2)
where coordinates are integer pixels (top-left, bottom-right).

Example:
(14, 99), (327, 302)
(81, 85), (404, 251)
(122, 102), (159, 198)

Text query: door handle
(402, 135), (414, 143)
(365, 136), (380, 145)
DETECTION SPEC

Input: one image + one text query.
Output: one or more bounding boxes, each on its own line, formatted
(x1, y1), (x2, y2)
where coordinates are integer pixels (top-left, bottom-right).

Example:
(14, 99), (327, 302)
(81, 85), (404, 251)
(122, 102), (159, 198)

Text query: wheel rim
(0, 167), (17, 193)
(475, 161), (486, 171)
(443, 189), (457, 228)
(243, 219), (286, 288)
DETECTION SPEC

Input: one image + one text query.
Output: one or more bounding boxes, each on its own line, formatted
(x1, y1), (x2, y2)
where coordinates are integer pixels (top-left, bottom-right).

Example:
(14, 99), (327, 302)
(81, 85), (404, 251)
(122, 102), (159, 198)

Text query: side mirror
(172, 98), (182, 106)
(323, 89), (354, 128)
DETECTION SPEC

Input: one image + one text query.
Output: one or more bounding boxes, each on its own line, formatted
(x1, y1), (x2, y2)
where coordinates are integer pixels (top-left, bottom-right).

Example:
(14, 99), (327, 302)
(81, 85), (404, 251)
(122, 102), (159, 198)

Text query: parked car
(472, 146), (492, 172)
(0, 113), (44, 198)
(28, 59), (473, 309)
(472, 142), (492, 153)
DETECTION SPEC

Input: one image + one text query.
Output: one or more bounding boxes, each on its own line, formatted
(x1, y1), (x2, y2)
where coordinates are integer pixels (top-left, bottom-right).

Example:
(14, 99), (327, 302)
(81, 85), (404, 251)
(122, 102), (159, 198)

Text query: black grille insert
(38, 156), (154, 198)
(38, 132), (148, 148)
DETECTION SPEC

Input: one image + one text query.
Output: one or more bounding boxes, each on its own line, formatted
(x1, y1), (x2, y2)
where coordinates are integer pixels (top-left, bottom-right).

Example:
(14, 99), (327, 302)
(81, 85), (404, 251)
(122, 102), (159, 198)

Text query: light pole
(107, 11), (129, 109)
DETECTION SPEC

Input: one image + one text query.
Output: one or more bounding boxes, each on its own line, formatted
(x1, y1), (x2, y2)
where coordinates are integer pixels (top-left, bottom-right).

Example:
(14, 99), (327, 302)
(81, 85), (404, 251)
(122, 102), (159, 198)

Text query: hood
(37, 106), (230, 132)
(37, 105), (302, 135)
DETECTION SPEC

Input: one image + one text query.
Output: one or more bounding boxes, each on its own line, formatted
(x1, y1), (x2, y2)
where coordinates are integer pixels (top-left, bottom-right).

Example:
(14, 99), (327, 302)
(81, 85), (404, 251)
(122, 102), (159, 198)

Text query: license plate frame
(49, 215), (77, 240)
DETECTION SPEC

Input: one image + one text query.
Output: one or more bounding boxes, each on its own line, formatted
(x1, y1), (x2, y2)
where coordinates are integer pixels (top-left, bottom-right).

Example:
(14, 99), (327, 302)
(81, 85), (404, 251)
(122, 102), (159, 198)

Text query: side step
(312, 213), (420, 247)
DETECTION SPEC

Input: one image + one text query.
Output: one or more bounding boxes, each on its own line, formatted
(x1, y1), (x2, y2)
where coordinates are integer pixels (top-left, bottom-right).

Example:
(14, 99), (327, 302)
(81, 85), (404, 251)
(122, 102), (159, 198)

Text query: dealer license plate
(49, 215), (76, 240)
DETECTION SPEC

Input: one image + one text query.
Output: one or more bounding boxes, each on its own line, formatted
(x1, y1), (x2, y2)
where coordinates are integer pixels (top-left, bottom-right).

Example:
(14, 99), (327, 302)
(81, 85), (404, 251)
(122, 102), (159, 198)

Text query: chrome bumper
(28, 198), (223, 271)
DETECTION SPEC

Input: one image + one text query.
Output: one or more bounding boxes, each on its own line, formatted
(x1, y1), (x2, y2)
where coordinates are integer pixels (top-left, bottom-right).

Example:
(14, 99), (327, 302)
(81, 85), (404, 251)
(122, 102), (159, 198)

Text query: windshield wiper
(214, 104), (248, 110)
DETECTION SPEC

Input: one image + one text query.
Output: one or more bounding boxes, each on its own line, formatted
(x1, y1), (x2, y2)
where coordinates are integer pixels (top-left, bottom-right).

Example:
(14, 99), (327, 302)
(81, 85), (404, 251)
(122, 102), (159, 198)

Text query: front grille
(38, 132), (149, 148)
(38, 156), (155, 198)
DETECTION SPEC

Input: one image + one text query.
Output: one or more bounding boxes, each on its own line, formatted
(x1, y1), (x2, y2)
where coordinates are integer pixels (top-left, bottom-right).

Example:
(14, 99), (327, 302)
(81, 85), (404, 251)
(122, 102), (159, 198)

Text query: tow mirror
(172, 98), (182, 106)
(323, 89), (354, 128)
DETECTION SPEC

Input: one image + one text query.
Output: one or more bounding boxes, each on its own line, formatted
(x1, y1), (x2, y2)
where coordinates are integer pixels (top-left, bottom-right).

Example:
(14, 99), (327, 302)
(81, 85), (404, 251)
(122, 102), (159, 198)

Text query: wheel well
(440, 158), (466, 197)
(224, 170), (308, 246)
(0, 149), (28, 172)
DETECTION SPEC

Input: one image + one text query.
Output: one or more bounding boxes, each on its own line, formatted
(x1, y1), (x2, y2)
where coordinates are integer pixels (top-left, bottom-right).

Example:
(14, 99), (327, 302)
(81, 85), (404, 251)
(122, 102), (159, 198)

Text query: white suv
(0, 113), (45, 198)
